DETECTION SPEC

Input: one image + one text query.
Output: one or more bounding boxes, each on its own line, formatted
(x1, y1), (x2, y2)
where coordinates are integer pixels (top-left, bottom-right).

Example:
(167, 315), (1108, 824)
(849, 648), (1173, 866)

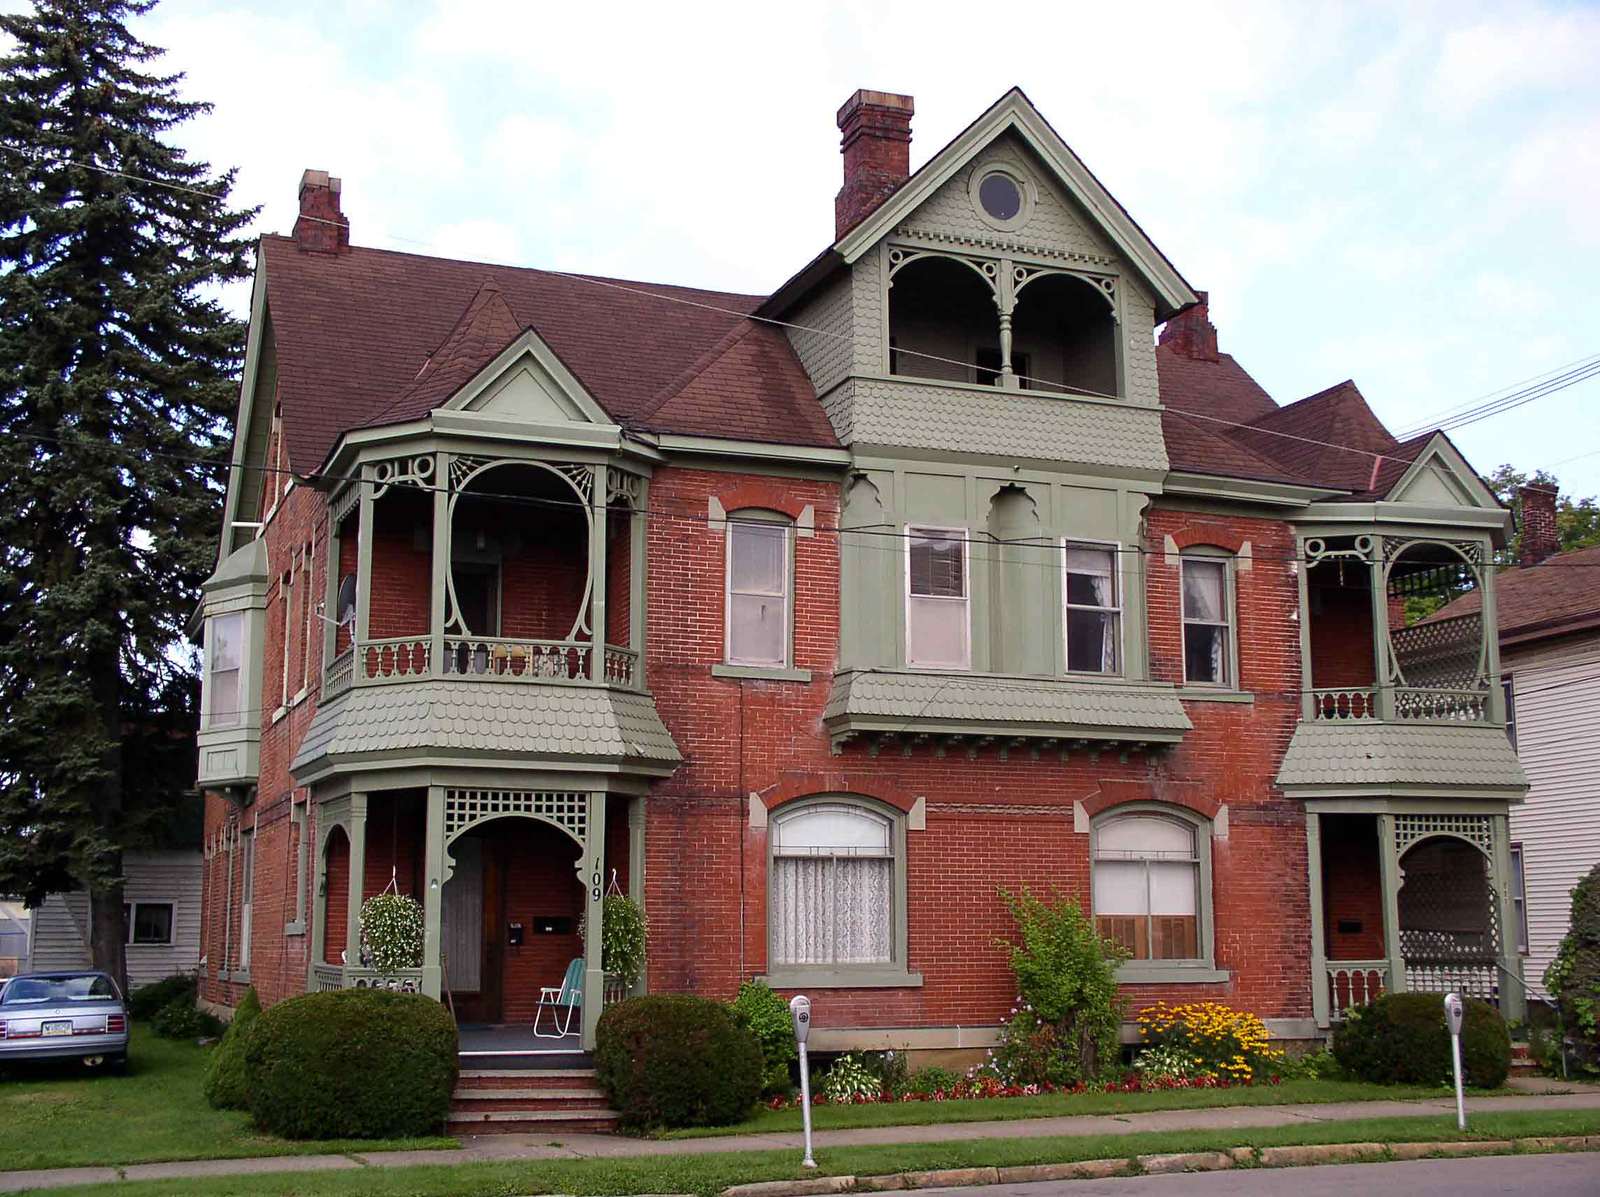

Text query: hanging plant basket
(360, 892), (424, 976)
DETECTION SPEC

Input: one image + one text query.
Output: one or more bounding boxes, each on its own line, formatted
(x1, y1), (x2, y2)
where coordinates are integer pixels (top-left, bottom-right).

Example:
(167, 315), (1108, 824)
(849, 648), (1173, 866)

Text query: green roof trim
(1275, 721), (1528, 797)
(824, 670), (1191, 745)
(203, 537), (269, 594)
(290, 680), (682, 782)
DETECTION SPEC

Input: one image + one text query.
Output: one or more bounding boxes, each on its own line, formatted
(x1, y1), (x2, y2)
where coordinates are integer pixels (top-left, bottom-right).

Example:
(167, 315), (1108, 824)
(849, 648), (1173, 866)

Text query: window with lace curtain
(1091, 807), (1219, 978)
(768, 800), (917, 985)
(1064, 542), (1121, 674)
(1181, 554), (1234, 687)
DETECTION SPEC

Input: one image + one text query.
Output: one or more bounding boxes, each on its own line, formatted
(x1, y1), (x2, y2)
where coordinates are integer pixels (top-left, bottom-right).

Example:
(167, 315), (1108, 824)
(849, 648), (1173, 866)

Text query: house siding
(1503, 632), (1600, 998)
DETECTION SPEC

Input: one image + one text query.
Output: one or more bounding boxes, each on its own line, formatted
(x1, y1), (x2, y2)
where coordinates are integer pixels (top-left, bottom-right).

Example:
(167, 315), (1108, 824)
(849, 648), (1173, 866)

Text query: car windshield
(0, 975), (118, 1005)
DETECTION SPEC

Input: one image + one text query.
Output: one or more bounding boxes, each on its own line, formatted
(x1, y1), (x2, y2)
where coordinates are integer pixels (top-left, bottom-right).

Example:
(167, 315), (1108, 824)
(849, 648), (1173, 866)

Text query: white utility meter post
(1443, 992), (1467, 1131)
(789, 994), (817, 1169)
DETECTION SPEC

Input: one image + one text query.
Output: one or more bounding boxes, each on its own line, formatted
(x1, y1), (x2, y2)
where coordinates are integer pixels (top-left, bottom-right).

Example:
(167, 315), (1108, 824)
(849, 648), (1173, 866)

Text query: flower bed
(765, 1069), (1281, 1110)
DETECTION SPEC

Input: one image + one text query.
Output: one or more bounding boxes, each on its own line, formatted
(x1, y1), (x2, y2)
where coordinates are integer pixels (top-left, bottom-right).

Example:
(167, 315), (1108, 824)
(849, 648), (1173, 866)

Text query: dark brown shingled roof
(260, 235), (835, 471)
(1234, 379), (1399, 493)
(1430, 543), (1600, 645)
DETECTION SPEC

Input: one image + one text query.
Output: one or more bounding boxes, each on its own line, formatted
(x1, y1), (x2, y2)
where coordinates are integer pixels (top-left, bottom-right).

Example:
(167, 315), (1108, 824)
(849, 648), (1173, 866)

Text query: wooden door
(447, 836), (507, 1024)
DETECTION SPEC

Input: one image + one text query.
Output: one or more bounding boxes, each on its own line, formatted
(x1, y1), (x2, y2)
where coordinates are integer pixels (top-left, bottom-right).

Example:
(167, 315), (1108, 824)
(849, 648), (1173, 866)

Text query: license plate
(42, 1020), (72, 1037)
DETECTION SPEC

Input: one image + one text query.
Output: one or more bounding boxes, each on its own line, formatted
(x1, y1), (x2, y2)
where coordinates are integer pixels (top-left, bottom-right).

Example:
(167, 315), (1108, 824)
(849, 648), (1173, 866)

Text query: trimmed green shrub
(1332, 992), (1510, 1088)
(729, 980), (796, 1095)
(128, 973), (195, 1021)
(244, 989), (458, 1139)
(1545, 862), (1600, 1070)
(150, 996), (225, 1040)
(595, 995), (762, 1129)
(203, 987), (261, 1109)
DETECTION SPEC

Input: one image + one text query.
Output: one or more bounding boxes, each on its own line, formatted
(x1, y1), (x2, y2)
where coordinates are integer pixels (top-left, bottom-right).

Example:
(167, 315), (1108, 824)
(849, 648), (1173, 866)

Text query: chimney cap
(837, 89), (914, 128)
(298, 169), (341, 196)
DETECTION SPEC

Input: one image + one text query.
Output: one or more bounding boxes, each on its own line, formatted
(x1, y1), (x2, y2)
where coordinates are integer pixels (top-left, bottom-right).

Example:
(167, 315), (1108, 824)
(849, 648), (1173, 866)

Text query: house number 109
(591, 869), (602, 902)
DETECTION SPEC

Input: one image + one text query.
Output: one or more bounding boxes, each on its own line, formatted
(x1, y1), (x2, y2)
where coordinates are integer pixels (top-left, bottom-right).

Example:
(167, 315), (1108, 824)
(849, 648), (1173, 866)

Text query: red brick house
(195, 88), (1526, 1059)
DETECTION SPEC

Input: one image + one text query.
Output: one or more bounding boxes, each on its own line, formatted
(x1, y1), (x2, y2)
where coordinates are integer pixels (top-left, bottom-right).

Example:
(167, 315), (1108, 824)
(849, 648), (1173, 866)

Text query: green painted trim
(1296, 535), (1315, 720)
(648, 433), (852, 469)
(580, 790), (607, 1050)
(855, 371), (1152, 412)
(1282, 784), (1528, 801)
(833, 90), (1196, 318)
(1162, 472), (1339, 506)
(1376, 813), (1406, 999)
(344, 793), (368, 970)
(441, 327), (617, 425)
(758, 969), (925, 990)
(1294, 503), (1512, 535)
(215, 249), (270, 565)
(712, 663), (813, 683)
(1301, 796), (1515, 815)
(1115, 965), (1231, 984)
(1383, 435), (1504, 513)
(1306, 812), (1329, 1027)
(1175, 688), (1254, 704)
(828, 713), (1187, 744)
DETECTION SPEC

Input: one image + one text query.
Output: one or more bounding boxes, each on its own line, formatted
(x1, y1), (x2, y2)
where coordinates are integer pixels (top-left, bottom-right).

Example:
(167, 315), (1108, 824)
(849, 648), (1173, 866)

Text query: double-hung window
(299, 538), (316, 695)
(1181, 555), (1233, 686)
(237, 828), (255, 971)
(1510, 844), (1529, 954)
(207, 612), (243, 729)
(771, 802), (895, 968)
(906, 527), (969, 669)
(123, 901), (175, 946)
(278, 564), (294, 710)
(726, 518), (791, 667)
(1064, 543), (1121, 674)
(1092, 811), (1211, 966)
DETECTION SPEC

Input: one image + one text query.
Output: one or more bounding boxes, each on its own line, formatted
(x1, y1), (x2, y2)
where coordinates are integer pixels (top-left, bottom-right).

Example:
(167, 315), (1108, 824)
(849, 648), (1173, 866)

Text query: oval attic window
(978, 172), (1023, 222)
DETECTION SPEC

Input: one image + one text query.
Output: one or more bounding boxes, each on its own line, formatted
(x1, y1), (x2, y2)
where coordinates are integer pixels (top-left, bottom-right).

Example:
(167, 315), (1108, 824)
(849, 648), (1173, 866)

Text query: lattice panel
(1404, 964), (1498, 1002)
(1394, 814), (1493, 856)
(1389, 613), (1486, 690)
(444, 788), (588, 845)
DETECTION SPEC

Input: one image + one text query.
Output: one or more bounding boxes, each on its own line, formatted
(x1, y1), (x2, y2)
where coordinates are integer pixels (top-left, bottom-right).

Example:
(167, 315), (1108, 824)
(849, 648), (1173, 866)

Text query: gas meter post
(1443, 992), (1466, 1131)
(789, 994), (817, 1169)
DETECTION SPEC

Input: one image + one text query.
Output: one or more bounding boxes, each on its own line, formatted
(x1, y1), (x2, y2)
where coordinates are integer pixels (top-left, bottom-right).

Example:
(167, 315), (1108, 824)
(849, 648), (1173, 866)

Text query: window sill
(270, 705), (289, 725)
(284, 920), (306, 938)
(220, 968), (252, 985)
(1115, 964), (1231, 985)
(1176, 688), (1253, 704)
(713, 663), (813, 683)
(128, 942), (176, 949)
(291, 687), (309, 708)
(759, 968), (923, 990)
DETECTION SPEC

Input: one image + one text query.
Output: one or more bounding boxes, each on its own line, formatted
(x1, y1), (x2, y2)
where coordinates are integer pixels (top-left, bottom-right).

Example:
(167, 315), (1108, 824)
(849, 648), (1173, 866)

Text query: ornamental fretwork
(443, 788), (588, 847)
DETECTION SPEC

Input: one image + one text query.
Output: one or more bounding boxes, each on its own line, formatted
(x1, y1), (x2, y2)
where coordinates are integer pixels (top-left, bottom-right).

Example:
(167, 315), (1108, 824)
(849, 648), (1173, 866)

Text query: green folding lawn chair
(533, 956), (584, 1039)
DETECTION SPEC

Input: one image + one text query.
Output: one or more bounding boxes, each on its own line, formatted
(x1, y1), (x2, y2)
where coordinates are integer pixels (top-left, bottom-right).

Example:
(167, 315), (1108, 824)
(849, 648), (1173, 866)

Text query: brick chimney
(293, 169), (350, 254)
(1159, 291), (1219, 362)
(1518, 483), (1560, 567)
(835, 89), (914, 240)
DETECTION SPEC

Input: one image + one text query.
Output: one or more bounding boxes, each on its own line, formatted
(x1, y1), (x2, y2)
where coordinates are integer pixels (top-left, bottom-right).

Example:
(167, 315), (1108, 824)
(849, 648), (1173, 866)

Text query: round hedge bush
(1332, 992), (1509, 1088)
(243, 989), (457, 1139)
(203, 987), (261, 1110)
(595, 994), (762, 1129)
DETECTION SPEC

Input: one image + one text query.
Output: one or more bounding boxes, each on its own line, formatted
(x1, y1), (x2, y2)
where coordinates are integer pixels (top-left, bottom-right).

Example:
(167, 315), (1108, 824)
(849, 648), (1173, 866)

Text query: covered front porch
(306, 782), (648, 1051)
(1306, 802), (1525, 1028)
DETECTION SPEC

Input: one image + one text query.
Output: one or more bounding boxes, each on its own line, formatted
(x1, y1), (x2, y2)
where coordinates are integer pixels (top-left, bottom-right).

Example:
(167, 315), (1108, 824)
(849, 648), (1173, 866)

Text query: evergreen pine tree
(0, 0), (255, 988)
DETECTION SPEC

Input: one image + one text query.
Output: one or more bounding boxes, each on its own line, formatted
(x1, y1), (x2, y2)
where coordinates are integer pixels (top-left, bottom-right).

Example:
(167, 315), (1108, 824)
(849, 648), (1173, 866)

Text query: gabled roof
(1432, 543), (1600, 646)
(1234, 380), (1400, 493)
(260, 235), (834, 471)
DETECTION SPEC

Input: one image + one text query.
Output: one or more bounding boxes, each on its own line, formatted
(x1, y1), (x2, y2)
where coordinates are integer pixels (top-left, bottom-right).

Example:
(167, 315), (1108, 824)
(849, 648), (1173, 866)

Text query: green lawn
(40, 1108), (1600, 1197)
(662, 1077), (1464, 1137)
(0, 1026), (454, 1171)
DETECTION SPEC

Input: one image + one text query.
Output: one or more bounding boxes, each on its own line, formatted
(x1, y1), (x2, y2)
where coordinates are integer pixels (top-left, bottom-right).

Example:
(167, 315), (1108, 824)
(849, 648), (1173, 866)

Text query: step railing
(1326, 960), (1388, 1019)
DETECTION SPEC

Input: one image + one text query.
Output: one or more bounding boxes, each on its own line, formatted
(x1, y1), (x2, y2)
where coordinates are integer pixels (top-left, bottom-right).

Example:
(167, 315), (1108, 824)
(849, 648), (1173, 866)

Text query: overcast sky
(38, 1), (1600, 493)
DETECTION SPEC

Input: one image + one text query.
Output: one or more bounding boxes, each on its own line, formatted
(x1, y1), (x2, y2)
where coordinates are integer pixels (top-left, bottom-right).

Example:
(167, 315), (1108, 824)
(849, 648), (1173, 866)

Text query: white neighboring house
(24, 850), (203, 987)
(1434, 485), (1600, 1001)
(0, 899), (28, 977)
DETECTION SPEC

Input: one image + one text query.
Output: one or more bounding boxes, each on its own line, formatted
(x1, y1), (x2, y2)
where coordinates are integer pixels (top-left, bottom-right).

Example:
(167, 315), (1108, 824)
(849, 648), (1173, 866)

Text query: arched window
(768, 800), (916, 986)
(1092, 807), (1220, 979)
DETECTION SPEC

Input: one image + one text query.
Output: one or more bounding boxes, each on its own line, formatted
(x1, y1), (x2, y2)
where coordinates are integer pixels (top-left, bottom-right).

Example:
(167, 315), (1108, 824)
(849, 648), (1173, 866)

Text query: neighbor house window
(726, 517), (791, 667)
(123, 901), (175, 946)
(207, 612), (243, 728)
(1064, 543), (1121, 674)
(770, 802), (896, 969)
(1503, 676), (1516, 748)
(907, 527), (969, 668)
(1092, 810), (1212, 966)
(1510, 843), (1529, 954)
(1181, 555), (1233, 686)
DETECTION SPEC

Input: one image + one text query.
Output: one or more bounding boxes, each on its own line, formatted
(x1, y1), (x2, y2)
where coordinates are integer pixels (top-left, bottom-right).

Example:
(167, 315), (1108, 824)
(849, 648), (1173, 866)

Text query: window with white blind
(769, 801), (914, 983)
(906, 527), (969, 669)
(207, 612), (243, 728)
(1064, 543), (1121, 674)
(1181, 555), (1233, 687)
(299, 538), (316, 695)
(726, 518), (791, 667)
(278, 565), (294, 710)
(1092, 810), (1214, 971)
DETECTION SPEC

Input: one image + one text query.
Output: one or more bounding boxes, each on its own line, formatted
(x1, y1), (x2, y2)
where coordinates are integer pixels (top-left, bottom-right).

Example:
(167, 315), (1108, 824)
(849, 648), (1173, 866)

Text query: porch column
(1480, 540), (1508, 725)
(344, 792), (368, 970)
(581, 790), (607, 1049)
(1295, 540), (1315, 720)
(630, 475), (648, 688)
(1491, 813), (1525, 1021)
(1306, 812), (1330, 1027)
(628, 796), (647, 996)
(429, 452), (451, 674)
(1375, 813), (1406, 995)
(589, 463), (609, 682)
(996, 258), (1016, 386)
(322, 514), (342, 674)
(308, 818), (328, 984)
(421, 786), (446, 1000)
(1367, 538), (1395, 721)
(355, 467), (375, 649)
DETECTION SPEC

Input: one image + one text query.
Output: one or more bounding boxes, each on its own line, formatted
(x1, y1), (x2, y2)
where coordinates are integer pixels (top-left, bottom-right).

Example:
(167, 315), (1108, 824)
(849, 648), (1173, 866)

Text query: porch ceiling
(290, 680), (681, 783)
(1276, 721), (1527, 797)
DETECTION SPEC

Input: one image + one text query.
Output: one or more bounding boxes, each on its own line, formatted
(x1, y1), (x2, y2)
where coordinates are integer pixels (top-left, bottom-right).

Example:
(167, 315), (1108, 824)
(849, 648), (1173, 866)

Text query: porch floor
(457, 1023), (588, 1068)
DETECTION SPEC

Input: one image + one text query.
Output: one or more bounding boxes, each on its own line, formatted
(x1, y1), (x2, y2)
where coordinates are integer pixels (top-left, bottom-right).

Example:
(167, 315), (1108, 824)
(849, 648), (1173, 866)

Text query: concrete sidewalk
(4, 1090), (1599, 1193)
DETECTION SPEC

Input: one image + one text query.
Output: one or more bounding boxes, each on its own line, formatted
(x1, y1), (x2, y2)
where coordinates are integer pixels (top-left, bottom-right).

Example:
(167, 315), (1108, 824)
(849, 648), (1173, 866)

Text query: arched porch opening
(319, 826), (350, 967)
(888, 254), (998, 384)
(1398, 834), (1499, 1000)
(1010, 271), (1117, 397)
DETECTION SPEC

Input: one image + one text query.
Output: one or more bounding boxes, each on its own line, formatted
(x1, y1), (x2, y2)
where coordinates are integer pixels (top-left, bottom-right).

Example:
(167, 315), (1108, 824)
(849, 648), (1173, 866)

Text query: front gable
(1385, 435), (1500, 511)
(441, 330), (617, 430)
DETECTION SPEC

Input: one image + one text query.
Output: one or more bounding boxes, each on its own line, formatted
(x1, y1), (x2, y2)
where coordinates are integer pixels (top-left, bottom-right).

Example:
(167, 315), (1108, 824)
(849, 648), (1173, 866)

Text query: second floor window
(1181, 555), (1233, 687)
(1065, 544), (1121, 674)
(207, 612), (243, 728)
(907, 527), (968, 669)
(726, 518), (791, 666)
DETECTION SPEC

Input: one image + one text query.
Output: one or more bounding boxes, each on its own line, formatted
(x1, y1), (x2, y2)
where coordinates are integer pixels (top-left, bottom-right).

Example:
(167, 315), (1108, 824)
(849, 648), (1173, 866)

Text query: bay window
(207, 612), (243, 728)
(726, 517), (791, 667)
(1181, 554), (1233, 687)
(907, 527), (969, 669)
(1064, 543), (1121, 674)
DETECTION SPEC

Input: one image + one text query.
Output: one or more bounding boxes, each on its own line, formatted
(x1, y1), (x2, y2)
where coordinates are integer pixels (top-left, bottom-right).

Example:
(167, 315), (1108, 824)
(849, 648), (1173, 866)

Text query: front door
(442, 835), (510, 1023)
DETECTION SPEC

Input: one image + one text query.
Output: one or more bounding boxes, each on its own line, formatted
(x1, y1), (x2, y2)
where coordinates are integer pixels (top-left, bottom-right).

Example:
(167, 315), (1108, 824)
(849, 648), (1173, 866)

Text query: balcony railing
(1311, 687), (1376, 720)
(1307, 685), (1492, 724)
(1326, 960), (1388, 1018)
(324, 636), (641, 691)
(309, 962), (424, 993)
(323, 648), (355, 701)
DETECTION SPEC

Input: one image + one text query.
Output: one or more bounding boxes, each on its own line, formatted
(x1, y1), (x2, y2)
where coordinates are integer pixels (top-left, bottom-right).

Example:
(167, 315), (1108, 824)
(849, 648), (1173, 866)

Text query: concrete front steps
(448, 1067), (619, 1135)
(1510, 1042), (1541, 1078)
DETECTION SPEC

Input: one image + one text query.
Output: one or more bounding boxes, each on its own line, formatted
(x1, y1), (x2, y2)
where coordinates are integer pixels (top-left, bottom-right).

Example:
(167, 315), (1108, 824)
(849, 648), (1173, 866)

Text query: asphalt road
(914, 1152), (1600, 1195)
